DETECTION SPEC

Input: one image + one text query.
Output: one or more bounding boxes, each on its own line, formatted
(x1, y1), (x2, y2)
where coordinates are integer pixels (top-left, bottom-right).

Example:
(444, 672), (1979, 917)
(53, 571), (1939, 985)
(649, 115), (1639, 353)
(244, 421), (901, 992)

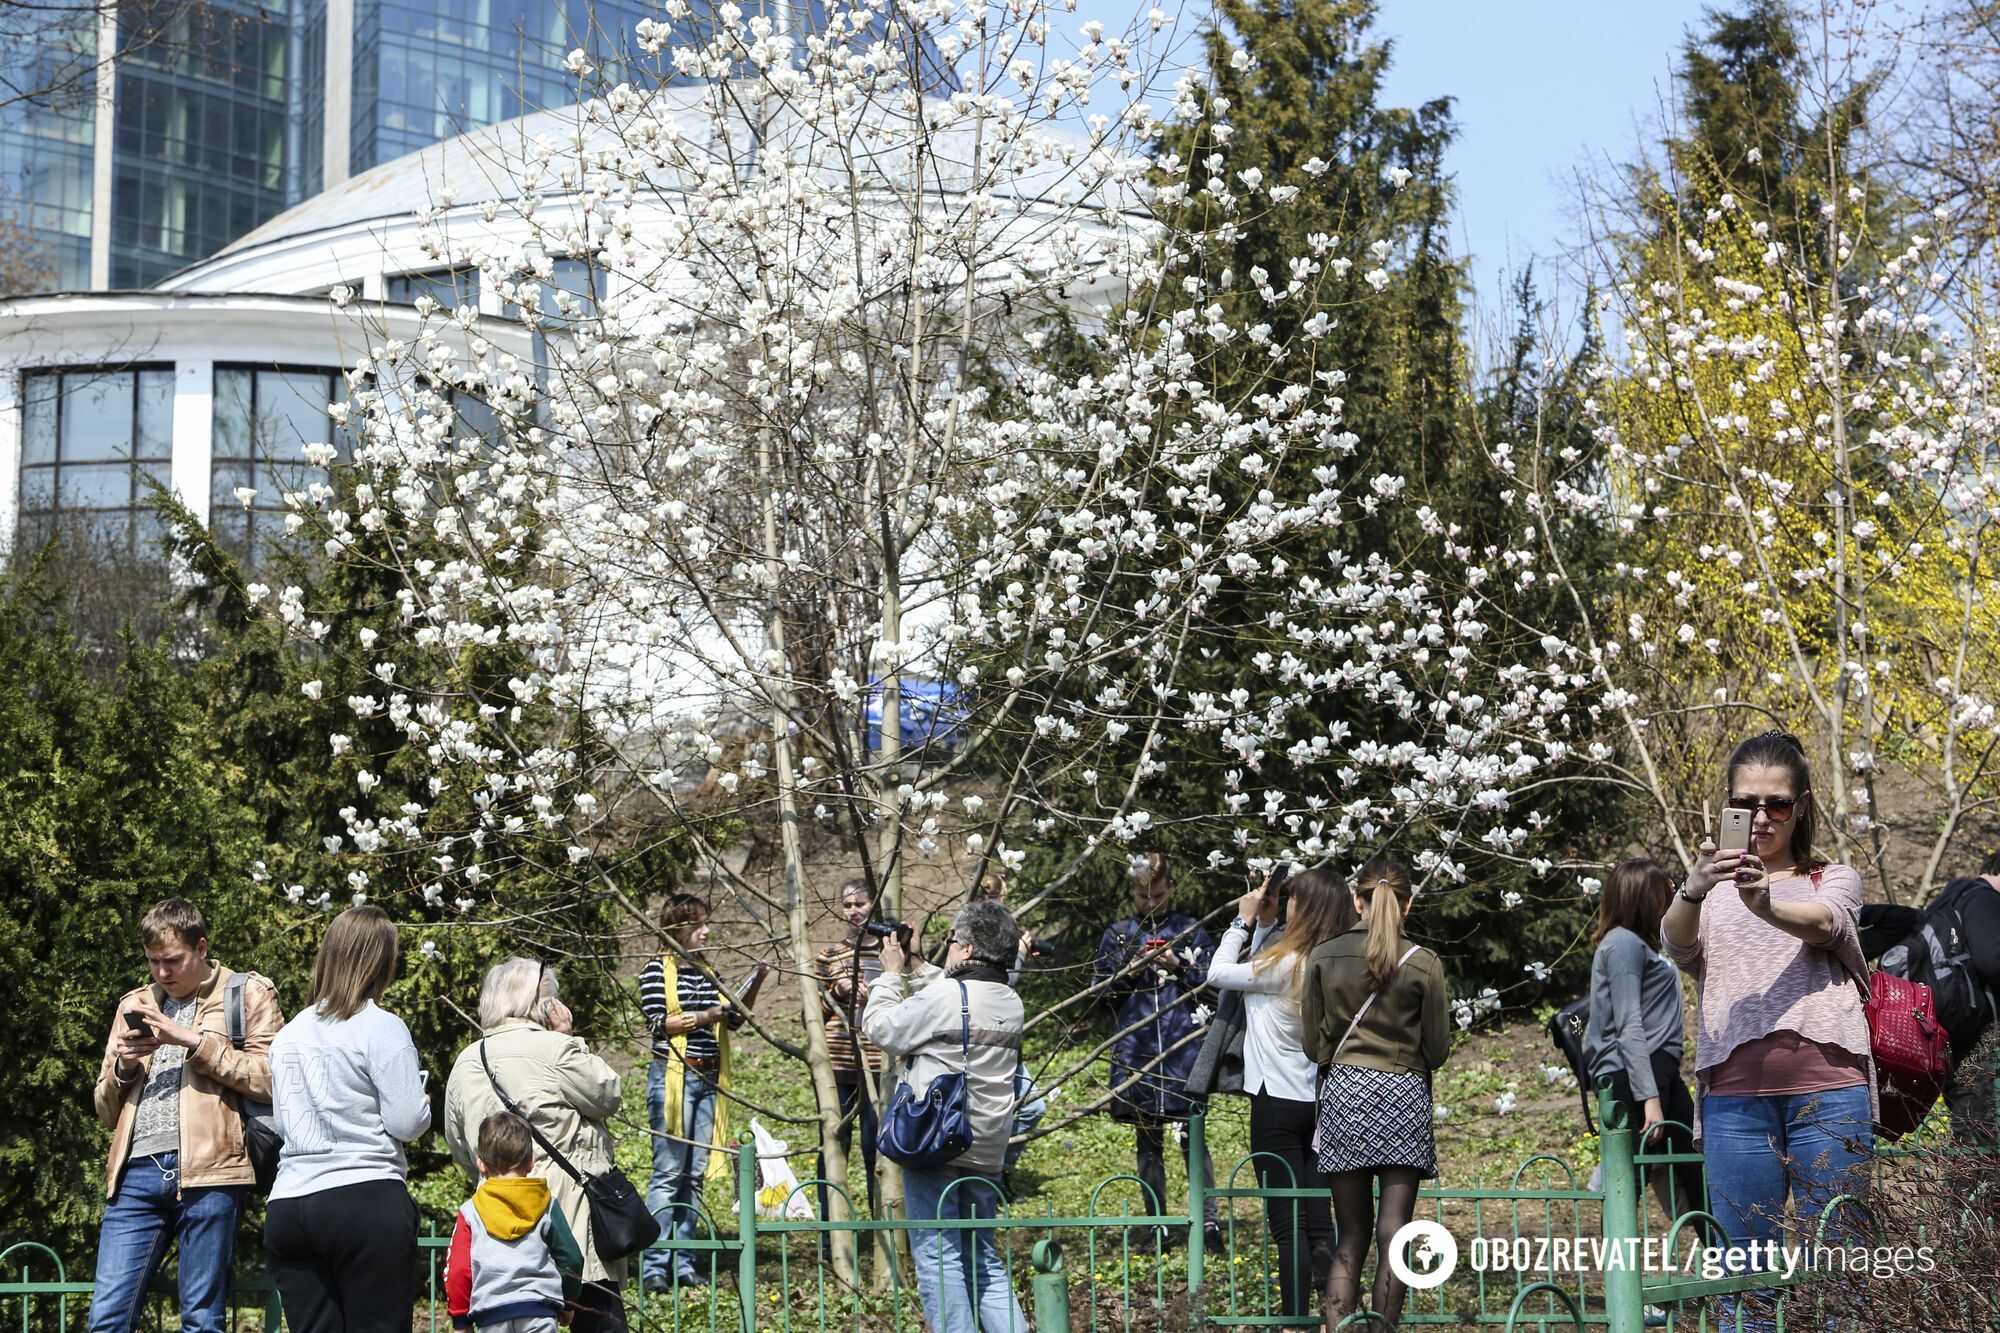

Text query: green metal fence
(6, 1086), (1990, 1332)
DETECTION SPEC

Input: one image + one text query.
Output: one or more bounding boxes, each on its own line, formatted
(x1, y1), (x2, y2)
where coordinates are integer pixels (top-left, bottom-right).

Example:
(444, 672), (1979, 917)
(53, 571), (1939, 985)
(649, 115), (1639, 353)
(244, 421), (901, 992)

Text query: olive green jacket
(1301, 927), (1452, 1076)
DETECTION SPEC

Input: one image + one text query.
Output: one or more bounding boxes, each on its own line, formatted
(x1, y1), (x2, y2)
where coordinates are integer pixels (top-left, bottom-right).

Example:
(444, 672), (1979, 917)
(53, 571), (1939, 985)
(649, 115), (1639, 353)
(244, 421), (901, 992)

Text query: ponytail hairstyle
(1725, 730), (1822, 872)
(1354, 858), (1414, 991)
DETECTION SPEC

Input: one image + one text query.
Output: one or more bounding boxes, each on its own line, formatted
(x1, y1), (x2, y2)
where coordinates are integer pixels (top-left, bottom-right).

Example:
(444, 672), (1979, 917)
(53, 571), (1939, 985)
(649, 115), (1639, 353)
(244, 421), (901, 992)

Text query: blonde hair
(1251, 867), (1357, 998)
(309, 905), (399, 1021)
(1354, 859), (1414, 991)
(478, 956), (557, 1030)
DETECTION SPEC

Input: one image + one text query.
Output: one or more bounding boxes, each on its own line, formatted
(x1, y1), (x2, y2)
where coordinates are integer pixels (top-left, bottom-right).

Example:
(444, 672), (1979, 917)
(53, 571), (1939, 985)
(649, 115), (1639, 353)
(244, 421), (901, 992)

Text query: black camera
(861, 920), (914, 951)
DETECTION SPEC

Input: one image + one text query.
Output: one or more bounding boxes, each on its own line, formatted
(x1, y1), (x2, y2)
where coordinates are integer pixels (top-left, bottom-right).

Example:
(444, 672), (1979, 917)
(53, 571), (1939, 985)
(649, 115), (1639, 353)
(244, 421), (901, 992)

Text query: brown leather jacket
(92, 963), (284, 1197)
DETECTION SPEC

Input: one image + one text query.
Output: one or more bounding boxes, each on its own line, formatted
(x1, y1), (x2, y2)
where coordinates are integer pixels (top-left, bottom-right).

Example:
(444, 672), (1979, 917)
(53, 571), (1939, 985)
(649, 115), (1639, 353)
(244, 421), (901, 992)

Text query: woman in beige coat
(444, 958), (626, 1333)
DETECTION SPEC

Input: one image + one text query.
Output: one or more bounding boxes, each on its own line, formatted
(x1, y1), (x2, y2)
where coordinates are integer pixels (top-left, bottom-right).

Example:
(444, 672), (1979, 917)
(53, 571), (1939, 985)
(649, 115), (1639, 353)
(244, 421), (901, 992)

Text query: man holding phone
(89, 900), (282, 1333)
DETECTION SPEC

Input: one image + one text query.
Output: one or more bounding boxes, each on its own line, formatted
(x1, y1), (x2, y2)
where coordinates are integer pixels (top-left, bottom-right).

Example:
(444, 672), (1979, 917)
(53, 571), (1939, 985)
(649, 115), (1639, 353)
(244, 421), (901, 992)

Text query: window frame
(209, 361), (349, 567)
(17, 362), (177, 558)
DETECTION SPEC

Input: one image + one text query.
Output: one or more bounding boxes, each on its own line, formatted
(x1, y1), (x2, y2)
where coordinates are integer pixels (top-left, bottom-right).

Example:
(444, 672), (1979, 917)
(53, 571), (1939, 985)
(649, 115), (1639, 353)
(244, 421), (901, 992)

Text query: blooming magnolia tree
(233, 0), (1591, 1272)
(1511, 0), (2000, 901)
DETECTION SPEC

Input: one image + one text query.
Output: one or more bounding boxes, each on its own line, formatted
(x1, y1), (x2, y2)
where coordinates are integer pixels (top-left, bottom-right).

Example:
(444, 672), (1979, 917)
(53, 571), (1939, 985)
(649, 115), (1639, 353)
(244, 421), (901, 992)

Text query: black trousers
(264, 1180), (417, 1333)
(1605, 1051), (1707, 1224)
(817, 1077), (881, 1232)
(1248, 1092), (1335, 1318)
(1134, 1122), (1217, 1226)
(1945, 1046), (1998, 1147)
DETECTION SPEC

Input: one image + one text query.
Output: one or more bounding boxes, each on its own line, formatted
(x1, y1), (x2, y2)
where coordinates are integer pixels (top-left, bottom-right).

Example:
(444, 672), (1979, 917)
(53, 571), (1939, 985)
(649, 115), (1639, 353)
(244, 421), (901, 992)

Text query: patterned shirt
(815, 937), (885, 1078)
(639, 957), (721, 1063)
(128, 993), (198, 1159)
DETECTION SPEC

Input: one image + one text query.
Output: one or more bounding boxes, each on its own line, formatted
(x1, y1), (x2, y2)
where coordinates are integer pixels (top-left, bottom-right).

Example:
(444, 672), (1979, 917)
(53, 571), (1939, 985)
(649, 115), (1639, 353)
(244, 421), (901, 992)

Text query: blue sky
(1371, 1), (1715, 315)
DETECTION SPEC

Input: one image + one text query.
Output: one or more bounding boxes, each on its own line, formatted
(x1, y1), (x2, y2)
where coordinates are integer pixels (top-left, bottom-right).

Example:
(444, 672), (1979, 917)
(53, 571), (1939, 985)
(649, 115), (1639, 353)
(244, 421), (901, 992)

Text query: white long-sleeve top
(268, 999), (432, 1200)
(1205, 922), (1317, 1102)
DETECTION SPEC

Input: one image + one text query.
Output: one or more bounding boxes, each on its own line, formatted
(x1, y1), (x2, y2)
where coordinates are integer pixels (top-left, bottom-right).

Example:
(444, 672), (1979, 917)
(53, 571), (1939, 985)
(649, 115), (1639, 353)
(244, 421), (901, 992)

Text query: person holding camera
(1204, 866), (1354, 1320)
(975, 870), (1048, 1184)
(863, 900), (1030, 1333)
(813, 878), (887, 1231)
(1091, 852), (1218, 1249)
(89, 900), (282, 1333)
(444, 958), (626, 1332)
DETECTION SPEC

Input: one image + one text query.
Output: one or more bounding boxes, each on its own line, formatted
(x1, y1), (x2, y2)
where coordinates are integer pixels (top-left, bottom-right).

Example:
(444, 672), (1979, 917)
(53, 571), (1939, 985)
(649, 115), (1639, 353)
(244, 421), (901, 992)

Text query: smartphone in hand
(1718, 806), (1753, 854)
(124, 1011), (155, 1040)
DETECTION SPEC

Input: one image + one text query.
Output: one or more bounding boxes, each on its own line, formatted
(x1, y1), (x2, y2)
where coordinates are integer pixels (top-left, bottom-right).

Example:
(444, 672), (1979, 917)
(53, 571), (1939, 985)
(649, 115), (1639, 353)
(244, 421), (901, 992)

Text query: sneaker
(1125, 1224), (1165, 1253)
(1203, 1221), (1225, 1253)
(1643, 1305), (1668, 1328)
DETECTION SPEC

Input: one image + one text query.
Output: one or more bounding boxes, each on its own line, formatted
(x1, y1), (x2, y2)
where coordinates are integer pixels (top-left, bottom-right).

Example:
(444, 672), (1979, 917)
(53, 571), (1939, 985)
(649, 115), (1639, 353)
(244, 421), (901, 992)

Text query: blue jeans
(644, 1059), (719, 1283)
(901, 1168), (1027, 1333)
(88, 1152), (245, 1333)
(1702, 1085), (1872, 1332)
(1004, 1066), (1045, 1174)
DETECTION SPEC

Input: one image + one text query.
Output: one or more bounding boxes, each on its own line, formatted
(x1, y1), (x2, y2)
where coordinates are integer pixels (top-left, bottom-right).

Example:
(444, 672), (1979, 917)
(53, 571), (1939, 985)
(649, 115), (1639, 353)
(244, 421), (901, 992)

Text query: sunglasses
(1726, 794), (1801, 818)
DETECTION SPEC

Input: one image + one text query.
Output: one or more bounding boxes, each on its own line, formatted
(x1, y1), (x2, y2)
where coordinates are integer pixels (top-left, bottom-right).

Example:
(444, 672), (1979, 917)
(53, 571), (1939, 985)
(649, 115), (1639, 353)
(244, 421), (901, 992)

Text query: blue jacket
(1093, 912), (1214, 1123)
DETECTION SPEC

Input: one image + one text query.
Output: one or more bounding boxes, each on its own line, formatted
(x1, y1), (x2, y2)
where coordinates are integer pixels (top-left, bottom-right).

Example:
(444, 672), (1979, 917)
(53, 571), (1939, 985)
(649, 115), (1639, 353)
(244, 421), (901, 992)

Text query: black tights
(1325, 1167), (1421, 1332)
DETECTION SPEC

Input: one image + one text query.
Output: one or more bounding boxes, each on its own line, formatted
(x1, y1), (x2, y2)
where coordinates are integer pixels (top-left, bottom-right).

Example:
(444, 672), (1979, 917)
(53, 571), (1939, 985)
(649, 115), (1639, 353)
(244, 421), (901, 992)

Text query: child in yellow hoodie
(445, 1112), (584, 1333)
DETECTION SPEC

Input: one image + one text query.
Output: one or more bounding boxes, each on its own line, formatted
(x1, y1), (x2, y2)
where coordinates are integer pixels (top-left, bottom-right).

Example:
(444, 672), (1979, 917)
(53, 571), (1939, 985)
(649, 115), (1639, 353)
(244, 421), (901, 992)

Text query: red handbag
(1810, 870), (1951, 1142)
(1862, 969), (1950, 1141)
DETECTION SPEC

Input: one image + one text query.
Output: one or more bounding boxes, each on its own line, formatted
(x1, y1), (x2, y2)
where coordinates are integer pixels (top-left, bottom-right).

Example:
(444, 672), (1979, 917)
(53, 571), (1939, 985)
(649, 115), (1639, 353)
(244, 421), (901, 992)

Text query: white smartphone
(1718, 806), (1752, 853)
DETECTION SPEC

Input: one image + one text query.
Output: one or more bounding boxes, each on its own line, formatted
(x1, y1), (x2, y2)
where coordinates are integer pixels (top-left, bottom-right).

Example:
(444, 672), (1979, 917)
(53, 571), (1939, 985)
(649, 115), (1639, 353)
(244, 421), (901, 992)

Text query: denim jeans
(901, 1167), (1027, 1333)
(1702, 1085), (1871, 1332)
(1003, 1066), (1045, 1174)
(89, 1153), (245, 1333)
(644, 1059), (719, 1283)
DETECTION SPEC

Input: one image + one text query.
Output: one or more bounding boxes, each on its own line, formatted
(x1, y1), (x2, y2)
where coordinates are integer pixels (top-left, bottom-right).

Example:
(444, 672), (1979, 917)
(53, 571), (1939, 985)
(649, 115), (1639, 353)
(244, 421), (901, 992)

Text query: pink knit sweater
(1662, 862), (1876, 1140)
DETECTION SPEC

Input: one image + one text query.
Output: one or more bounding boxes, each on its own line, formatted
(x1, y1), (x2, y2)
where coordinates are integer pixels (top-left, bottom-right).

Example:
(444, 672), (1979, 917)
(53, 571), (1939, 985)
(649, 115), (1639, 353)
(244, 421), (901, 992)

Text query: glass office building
(4, 0), (653, 292)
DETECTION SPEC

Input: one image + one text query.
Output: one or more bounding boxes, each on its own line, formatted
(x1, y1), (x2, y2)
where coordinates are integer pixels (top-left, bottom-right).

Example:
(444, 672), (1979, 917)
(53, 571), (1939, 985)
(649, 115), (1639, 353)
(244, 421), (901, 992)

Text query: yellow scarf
(658, 953), (731, 1183)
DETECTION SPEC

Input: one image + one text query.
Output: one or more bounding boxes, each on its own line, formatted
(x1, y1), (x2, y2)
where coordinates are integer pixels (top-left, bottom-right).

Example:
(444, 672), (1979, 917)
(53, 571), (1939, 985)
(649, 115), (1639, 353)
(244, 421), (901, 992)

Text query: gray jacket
(1583, 927), (1685, 1101)
(862, 963), (1022, 1174)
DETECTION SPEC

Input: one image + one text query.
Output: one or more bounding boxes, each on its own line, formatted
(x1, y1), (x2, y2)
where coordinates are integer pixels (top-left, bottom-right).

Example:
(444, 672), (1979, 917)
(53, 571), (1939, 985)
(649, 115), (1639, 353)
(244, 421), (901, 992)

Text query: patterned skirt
(1315, 1064), (1437, 1179)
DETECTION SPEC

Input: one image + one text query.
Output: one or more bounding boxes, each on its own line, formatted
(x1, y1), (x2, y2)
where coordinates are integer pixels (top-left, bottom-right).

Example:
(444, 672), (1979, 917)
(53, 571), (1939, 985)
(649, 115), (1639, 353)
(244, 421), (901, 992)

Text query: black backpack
(1879, 881), (1999, 1057)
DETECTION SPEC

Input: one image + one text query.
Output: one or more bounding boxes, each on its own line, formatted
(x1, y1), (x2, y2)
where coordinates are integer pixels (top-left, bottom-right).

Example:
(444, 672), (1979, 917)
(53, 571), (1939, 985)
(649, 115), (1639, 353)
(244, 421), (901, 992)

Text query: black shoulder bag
(479, 1041), (661, 1263)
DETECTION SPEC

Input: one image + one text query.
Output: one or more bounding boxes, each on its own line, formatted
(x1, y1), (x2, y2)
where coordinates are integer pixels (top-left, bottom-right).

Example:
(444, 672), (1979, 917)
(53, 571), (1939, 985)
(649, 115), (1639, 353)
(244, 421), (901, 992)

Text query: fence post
(1596, 1078), (1643, 1333)
(736, 1136), (759, 1331)
(1186, 1112), (1206, 1296)
(1030, 1239), (1069, 1330)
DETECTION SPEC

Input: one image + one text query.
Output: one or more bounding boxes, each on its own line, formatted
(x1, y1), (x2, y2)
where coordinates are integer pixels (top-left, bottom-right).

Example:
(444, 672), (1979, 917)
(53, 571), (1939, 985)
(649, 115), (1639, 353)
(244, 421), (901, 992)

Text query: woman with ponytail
(1302, 860), (1450, 1331)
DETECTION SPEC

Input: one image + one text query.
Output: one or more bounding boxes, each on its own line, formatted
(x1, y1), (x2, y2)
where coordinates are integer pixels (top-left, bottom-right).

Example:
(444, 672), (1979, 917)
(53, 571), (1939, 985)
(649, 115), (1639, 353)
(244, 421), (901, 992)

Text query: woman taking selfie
(1584, 858), (1705, 1225)
(1302, 860), (1449, 1332)
(1205, 865), (1355, 1320)
(1662, 730), (1871, 1331)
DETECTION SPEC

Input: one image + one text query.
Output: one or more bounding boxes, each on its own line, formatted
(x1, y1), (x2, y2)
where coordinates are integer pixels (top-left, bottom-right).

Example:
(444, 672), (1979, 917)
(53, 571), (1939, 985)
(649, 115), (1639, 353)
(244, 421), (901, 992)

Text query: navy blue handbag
(878, 980), (975, 1169)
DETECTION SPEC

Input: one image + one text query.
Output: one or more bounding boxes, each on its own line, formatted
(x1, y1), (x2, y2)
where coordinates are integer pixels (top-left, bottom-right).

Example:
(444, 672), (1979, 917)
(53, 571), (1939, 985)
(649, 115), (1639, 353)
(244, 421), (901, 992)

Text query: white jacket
(862, 963), (1022, 1174)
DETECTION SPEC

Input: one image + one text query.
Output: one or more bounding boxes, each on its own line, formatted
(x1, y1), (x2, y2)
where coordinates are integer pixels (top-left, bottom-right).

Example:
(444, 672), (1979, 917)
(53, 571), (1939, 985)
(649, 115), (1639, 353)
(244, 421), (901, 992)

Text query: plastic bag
(747, 1117), (813, 1221)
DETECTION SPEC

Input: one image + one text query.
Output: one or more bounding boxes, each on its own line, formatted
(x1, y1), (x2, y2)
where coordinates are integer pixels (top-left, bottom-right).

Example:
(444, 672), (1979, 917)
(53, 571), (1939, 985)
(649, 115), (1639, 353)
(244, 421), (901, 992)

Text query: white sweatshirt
(268, 999), (433, 1200)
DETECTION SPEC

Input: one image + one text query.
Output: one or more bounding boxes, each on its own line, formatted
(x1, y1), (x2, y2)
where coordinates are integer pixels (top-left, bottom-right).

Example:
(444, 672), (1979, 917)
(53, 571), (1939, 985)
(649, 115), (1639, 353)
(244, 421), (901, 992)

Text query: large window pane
(56, 463), (134, 508)
(21, 374), (56, 466)
(387, 268), (478, 308)
(136, 369), (174, 461)
(60, 371), (133, 463)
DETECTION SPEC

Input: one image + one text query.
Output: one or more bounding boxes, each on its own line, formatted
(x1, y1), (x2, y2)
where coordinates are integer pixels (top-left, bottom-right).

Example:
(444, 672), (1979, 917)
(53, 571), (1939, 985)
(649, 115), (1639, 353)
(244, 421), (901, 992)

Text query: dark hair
(837, 878), (874, 905)
(140, 900), (209, 951)
(477, 1111), (535, 1175)
(309, 905), (398, 1021)
(1593, 859), (1674, 951)
(1978, 848), (2000, 879)
(1725, 730), (1821, 871)
(1354, 859), (1414, 991)
(662, 893), (709, 936)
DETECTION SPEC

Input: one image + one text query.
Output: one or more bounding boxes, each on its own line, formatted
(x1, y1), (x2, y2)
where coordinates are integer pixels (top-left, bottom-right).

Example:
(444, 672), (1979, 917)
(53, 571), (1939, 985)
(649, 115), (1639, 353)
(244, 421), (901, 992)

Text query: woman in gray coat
(444, 959), (626, 1333)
